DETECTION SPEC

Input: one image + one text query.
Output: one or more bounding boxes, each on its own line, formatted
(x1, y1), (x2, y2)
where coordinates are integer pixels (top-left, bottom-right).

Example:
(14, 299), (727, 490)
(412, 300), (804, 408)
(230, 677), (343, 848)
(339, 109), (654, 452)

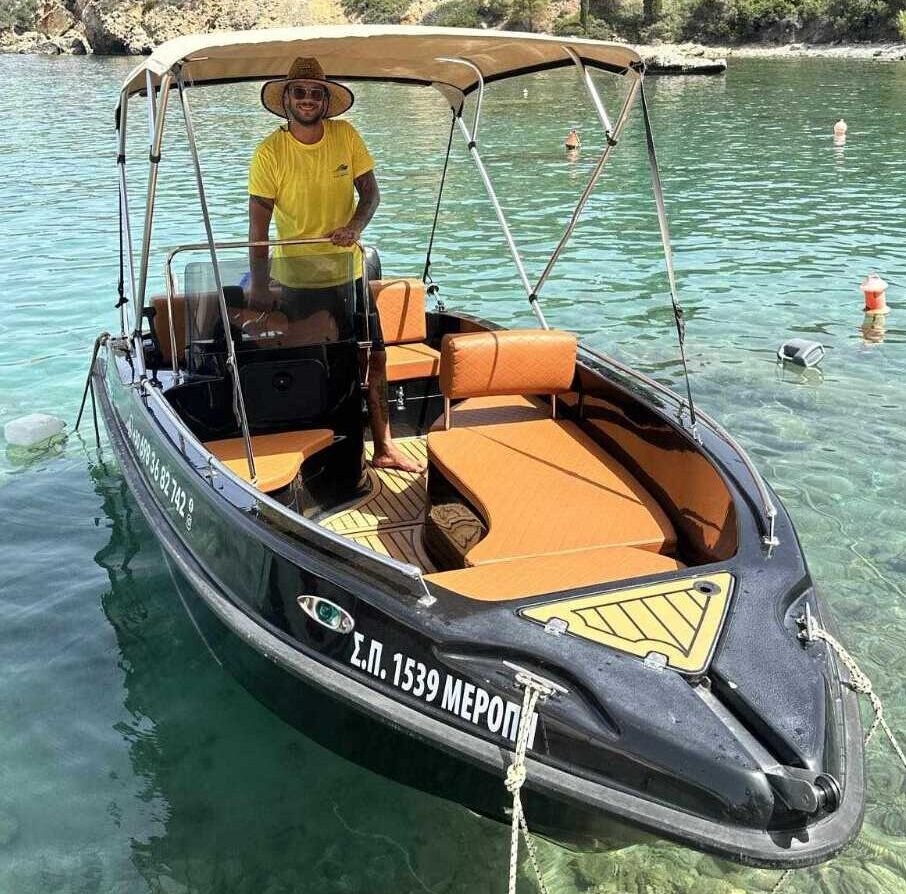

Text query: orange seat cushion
(427, 395), (676, 565)
(426, 547), (684, 601)
(152, 295), (187, 366)
(440, 329), (577, 399)
(371, 279), (427, 344)
(385, 342), (441, 382)
(205, 429), (333, 493)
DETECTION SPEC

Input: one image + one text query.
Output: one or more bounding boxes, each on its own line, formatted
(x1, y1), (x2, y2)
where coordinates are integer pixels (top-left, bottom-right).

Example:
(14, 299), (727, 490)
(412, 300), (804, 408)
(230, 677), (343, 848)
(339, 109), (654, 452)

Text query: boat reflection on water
(90, 461), (653, 891)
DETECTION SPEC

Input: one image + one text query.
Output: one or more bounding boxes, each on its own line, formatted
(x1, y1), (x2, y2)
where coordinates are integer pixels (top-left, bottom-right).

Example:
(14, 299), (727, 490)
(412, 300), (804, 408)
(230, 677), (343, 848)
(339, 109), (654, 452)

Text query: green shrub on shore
(422, 0), (508, 27)
(553, 12), (617, 39)
(564, 0), (906, 42)
(340, 0), (411, 23)
(825, 0), (904, 39)
(0, 0), (39, 30)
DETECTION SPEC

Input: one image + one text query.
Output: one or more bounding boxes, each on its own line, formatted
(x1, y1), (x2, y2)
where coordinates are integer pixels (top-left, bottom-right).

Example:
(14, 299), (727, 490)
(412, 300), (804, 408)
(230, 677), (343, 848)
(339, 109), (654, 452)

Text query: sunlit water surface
(1, 53), (905, 893)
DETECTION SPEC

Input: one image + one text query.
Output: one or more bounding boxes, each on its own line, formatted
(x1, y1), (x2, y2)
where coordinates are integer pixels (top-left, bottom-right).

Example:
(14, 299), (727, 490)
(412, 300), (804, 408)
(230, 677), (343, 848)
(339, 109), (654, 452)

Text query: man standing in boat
(247, 57), (422, 473)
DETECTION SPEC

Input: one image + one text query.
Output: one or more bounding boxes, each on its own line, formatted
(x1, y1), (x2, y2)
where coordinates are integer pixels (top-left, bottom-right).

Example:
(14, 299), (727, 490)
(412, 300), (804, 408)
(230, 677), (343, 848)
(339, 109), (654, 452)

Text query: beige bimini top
(116, 25), (642, 118)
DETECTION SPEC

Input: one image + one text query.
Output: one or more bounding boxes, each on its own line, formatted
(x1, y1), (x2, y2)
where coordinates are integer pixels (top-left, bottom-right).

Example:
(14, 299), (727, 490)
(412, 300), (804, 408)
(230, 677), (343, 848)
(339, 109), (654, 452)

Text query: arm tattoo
(350, 171), (380, 233)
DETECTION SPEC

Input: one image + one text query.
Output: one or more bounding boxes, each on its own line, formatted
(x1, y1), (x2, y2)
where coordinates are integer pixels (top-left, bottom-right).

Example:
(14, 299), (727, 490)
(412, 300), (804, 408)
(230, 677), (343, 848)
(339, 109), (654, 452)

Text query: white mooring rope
(810, 627), (906, 764)
(772, 621), (906, 893)
(506, 672), (556, 894)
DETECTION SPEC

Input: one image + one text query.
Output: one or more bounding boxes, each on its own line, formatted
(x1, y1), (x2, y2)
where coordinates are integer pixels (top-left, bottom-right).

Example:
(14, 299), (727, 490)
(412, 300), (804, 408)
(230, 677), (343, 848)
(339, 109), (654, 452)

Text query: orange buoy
(861, 273), (889, 314)
(565, 128), (580, 150)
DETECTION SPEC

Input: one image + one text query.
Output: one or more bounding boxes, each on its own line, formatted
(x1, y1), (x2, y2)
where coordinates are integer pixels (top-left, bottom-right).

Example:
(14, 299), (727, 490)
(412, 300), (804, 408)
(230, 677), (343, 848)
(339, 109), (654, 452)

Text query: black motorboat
(86, 26), (865, 869)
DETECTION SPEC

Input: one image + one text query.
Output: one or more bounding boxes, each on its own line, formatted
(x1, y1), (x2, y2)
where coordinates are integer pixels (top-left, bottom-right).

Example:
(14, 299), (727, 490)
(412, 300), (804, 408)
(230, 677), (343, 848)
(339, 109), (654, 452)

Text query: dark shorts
(279, 278), (384, 352)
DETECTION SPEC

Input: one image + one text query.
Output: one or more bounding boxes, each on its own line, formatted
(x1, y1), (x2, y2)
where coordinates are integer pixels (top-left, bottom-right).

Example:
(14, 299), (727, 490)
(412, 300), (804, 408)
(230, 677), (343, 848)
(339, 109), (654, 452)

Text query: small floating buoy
(3, 413), (67, 448)
(861, 273), (889, 314)
(565, 128), (580, 150)
(833, 119), (847, 145)
(777, 338), (825, 368)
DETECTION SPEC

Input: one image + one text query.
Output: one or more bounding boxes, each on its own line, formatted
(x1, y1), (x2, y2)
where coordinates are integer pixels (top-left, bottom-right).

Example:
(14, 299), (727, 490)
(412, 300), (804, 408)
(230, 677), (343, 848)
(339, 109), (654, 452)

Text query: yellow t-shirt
(248, 120), (375, 287)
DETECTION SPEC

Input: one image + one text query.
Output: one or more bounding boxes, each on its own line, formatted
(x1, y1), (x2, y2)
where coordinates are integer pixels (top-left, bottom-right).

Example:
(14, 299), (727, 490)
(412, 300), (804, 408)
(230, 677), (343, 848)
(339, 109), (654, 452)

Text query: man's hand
(246, 284), (274, 312)
(326, 226), (361, 247)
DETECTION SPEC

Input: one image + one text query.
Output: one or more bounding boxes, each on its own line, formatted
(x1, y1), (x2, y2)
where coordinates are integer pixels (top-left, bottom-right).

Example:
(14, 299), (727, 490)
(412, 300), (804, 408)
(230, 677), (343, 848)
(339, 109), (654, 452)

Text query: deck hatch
(520, 573), (734, 674)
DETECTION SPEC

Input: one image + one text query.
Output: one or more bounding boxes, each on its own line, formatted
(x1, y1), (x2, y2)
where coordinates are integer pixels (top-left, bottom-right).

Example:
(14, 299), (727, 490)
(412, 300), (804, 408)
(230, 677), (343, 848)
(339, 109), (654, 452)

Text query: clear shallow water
(1, 53), (905, 893)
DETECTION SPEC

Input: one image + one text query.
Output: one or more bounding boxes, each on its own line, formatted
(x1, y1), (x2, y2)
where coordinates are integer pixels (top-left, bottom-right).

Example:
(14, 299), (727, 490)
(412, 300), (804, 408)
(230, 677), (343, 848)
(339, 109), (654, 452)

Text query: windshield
(164, 246), (359, 376)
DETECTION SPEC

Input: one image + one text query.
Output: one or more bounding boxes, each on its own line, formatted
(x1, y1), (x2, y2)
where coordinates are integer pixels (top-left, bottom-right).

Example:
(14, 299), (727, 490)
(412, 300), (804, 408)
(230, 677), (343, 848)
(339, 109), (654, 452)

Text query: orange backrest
(151, 295), (187, 366)
(439, 329), (577, 400)
(371, 279), (427, 344)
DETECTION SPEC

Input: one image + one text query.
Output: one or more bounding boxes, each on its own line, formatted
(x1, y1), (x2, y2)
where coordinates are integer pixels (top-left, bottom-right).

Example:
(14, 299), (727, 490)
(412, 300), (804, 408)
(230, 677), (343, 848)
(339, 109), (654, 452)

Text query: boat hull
(93, 337), (865, 868)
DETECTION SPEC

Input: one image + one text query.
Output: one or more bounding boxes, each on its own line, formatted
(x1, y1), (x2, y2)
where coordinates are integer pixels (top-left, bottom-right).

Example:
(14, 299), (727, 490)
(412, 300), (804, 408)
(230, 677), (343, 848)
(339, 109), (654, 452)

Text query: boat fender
(776, 338), (825, 368)
(4, 413), (67, 449)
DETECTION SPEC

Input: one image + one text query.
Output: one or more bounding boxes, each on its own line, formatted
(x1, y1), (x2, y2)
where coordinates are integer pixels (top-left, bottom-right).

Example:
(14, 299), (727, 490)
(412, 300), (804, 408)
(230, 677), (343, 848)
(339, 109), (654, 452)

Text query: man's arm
(248, 194), (274, 309)
(328, 171), (380, 246)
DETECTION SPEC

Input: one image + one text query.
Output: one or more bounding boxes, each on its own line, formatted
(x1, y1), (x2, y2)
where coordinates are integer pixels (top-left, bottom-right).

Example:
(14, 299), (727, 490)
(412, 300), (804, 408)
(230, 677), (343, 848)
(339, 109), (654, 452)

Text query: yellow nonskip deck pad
(521, 573), (734, 674)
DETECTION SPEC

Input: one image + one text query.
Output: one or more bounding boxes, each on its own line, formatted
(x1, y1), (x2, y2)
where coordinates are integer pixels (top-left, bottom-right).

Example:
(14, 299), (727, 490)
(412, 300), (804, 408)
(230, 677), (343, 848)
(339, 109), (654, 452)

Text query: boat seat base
(205, 429), (334, 493)
(384, 342), (440, 382)
(426, 547), (684, 601)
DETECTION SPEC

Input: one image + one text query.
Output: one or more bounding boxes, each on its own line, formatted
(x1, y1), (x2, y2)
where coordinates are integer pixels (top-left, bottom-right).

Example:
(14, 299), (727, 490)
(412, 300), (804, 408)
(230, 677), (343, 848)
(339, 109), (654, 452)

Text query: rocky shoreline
(1, 3), (904, 66)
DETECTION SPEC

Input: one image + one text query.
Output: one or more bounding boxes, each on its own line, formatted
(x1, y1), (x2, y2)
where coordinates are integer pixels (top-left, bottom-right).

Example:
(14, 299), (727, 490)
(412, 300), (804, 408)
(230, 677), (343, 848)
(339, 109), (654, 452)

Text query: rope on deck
(506, 672), (556, 894)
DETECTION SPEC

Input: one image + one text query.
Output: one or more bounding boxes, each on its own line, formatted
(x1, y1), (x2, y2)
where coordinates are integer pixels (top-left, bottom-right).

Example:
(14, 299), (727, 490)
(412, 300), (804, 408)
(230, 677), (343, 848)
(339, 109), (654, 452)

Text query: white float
(3, 413), (67, 448)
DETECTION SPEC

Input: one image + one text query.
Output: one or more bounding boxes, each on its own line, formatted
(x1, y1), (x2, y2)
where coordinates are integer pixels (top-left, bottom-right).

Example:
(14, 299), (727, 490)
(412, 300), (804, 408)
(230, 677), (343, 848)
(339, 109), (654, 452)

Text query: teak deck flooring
(321, 437), (435, 571)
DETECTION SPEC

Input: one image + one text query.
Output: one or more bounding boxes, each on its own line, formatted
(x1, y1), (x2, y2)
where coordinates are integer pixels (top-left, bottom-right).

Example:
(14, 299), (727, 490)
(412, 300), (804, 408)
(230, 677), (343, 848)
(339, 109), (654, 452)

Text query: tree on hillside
(509, 0), (550, 31)
(643, 0), (662, 24)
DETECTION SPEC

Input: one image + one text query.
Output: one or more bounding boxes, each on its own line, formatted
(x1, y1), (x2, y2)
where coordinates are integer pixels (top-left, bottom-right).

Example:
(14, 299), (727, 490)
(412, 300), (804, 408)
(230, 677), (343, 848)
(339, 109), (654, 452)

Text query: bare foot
(372, 444), (425, 474)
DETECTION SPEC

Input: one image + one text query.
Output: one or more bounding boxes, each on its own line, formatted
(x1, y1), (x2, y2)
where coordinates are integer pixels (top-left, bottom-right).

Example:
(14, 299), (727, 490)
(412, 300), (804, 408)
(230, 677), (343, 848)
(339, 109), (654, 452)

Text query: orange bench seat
(205, 429), (333, 493)
(428, 395), (677, 567)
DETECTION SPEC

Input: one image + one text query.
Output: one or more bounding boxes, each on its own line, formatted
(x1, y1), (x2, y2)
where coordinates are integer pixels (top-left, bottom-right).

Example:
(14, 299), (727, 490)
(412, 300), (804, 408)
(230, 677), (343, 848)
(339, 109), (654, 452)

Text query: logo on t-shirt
(333, 163), (349, 178)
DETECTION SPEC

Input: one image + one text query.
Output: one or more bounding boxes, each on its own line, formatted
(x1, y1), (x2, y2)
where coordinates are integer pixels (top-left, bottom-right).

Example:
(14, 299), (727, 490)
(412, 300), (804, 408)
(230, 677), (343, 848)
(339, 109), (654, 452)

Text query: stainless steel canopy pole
(145, 70), (157, 148)
(532, 68), (641, 298)
(564, 47), (613, 135)
(116, 90), (138, 338)
(176, 71), (257, 484)
(439, 56), (548, 329)
(637, 80), (700, 435)
(135, 71), (174, 378)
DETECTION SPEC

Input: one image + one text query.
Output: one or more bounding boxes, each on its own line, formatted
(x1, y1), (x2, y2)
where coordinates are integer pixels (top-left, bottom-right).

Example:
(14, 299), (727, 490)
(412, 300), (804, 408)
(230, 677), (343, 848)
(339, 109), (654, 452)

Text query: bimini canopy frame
(112, 26), (777, 549)
(113, 26), (646, 476)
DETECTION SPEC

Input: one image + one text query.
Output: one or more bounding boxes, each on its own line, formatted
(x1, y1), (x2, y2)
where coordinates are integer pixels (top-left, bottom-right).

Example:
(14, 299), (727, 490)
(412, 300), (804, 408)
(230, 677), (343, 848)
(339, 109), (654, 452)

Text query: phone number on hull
(350, 632), (538, 747)
(126, 414), (195, 533)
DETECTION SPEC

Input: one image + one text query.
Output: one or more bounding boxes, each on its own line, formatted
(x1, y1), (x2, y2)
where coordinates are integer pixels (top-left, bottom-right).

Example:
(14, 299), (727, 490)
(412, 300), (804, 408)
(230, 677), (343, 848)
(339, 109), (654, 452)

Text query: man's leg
(367, 350), (425, 473)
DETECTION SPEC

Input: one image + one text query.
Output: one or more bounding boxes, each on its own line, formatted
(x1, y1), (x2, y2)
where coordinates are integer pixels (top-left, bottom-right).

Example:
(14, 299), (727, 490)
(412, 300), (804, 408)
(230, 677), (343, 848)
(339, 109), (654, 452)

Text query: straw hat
(261, 57), (354, 120)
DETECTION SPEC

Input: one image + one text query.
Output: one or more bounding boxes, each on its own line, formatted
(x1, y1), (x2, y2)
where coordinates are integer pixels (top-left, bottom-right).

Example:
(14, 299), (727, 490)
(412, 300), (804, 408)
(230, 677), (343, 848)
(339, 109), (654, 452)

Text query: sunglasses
(288, 85), (327, 102)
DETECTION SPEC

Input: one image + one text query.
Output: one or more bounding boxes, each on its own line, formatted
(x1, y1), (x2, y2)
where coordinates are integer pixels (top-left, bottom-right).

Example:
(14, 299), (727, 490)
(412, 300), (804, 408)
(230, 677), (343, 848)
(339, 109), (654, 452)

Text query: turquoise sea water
(1, 52), (905, 893)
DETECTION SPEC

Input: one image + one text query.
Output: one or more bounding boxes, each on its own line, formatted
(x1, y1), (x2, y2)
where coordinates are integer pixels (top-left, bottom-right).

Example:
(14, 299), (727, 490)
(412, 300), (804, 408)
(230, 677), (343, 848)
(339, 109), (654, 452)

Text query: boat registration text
(349, 632), (538, 747)
(126, 414), (195, 533)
